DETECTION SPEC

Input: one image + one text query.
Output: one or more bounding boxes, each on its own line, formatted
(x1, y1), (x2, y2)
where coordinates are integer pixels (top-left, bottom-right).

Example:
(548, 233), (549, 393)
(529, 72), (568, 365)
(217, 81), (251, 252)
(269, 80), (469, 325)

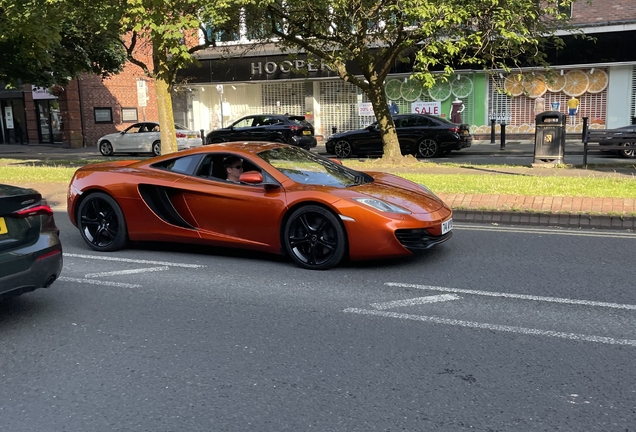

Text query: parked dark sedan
(325, 114), (472, 158)
(599, 125), (636, 158)
(0, 184), (62, 299)
(206, 114), (317, 150)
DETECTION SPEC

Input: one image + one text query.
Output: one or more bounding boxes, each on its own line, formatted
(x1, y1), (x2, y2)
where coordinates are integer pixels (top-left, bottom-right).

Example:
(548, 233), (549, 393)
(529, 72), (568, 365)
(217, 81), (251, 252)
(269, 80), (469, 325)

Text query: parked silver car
(97, 122), (202, 156)
(0, 184), (63, 299)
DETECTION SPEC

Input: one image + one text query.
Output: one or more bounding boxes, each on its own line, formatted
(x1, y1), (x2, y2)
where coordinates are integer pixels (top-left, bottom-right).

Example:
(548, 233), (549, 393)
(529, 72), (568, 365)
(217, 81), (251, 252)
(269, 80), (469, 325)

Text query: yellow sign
(0, 217), (7, 235)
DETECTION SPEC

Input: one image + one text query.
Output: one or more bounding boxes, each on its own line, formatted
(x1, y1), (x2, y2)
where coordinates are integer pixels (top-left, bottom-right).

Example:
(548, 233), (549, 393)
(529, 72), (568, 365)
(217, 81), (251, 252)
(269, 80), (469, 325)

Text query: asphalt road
(2, 212), (636, 431)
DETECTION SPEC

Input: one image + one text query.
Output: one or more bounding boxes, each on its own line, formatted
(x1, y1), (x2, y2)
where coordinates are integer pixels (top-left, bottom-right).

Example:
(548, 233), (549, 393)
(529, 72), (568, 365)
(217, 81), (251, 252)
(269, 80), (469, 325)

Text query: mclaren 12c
(67, 143), (453, 270)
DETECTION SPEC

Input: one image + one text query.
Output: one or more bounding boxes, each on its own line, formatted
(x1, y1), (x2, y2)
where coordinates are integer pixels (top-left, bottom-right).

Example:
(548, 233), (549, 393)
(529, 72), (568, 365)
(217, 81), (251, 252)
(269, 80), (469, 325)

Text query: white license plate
(441, 218), (453, 234)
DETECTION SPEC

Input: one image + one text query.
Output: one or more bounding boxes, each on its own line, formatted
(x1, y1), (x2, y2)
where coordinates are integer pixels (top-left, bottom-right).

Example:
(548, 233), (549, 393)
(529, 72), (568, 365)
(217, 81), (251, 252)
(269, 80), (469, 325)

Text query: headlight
(353, 198), (411, 214)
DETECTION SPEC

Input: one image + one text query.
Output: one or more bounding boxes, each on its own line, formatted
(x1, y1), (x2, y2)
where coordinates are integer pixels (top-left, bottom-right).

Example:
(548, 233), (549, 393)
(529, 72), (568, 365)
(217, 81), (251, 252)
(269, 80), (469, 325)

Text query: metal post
(200, 129), (205, 145)
(332, 126), (337, 136)
(632, 116), (636, 125)
(500, 122), (506, 150)
(581, 117), (588, 143)
(490, 119), (496, 144)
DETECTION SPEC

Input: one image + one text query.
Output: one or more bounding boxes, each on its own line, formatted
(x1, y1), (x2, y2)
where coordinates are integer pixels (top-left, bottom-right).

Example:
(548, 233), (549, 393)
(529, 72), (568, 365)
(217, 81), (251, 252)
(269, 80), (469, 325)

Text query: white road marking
(59, 276), (142, 288)
(371, 294), (460, 310)
(84, 266), (169, 278)
(454, 223), (636, 239)
(385, 283), (636, 310)
(342, 308), (636, 347)
(64, 253), (205, 268)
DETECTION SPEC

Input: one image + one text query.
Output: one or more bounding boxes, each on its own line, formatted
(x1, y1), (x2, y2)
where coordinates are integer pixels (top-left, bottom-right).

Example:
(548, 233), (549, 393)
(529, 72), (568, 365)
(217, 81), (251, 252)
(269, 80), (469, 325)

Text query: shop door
(37, 100), (63, 144)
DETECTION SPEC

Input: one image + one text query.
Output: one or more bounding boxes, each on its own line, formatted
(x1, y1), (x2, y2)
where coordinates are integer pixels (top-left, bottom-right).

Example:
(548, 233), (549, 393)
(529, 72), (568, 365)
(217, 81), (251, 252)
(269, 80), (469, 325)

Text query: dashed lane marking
(64, 253), (206, 268)
(58, 277), (141, 288)
(371, 294), (460, 310)
(84, 266), (169, 278)
(342, 308), (636, 347)
(385, 282), (636, 310)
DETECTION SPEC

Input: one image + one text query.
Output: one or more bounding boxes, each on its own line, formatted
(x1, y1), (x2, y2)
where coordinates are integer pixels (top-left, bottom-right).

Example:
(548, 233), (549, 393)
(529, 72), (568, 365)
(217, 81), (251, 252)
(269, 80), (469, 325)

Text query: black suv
(206, 114), (317, 150)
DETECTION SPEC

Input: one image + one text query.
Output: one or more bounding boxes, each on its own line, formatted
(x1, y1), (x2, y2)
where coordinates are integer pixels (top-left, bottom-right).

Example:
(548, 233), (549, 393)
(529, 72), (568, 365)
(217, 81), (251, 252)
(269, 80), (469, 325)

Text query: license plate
(463, 130), (469, 135)
(187, 134), (196, 138)
(441, 218), (453, 234)
(302, 130), (311, 135)
(0, 217), (7, 235)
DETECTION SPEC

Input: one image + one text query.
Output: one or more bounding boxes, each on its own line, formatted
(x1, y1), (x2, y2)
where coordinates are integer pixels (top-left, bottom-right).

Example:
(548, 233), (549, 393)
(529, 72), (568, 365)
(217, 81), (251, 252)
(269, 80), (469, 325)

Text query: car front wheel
(99, 140), (114, 156)
(78, 192), (128, 252)
(334, 140), (352, 158)
(620, 142), (636, 159)
(152, 141), (161, 156)
(283, 205), (346, 270)
(417, 138), (439, 158)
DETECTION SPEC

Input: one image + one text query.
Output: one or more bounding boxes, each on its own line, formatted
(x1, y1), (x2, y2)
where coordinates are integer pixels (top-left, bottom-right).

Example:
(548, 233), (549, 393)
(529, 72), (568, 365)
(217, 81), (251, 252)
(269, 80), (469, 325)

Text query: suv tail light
(449, 127), (460, 133)
(290, 125), (303, 131)
(15, 204), (53, 217)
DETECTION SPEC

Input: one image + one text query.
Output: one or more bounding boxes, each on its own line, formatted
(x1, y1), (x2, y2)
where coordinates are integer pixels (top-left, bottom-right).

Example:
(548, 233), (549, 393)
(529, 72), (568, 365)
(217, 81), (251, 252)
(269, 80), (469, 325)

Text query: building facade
(1, 0), (634, 147)
(175, 1), (636, 138)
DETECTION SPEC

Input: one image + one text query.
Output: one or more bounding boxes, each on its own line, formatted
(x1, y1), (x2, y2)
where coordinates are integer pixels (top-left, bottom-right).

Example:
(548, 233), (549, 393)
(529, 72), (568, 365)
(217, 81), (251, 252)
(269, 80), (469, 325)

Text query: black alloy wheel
(417, 138), (439, 158)
(99, 140), (114, 156)
(334, 140), (352, 158)
(284, 205), (346, 270)
(78, 192), (128, 252)
(152, 141), (161, 156)
(619, 142), (636, 159)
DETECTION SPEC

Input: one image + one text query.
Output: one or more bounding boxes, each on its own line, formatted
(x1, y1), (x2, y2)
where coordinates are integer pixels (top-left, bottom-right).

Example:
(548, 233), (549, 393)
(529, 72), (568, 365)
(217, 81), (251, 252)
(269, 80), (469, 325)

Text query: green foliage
(0, 0), (126, 87)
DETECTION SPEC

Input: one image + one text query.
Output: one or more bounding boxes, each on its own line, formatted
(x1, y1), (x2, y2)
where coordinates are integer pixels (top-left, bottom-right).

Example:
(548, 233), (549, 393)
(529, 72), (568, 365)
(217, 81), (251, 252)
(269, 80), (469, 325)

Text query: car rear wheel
(417, 138), (439, 158)
(619, 142), (636, 159)
(334, 140), (352, 158)
(284, 205), (346, 270)
(152, 141), (161, 156)
(78, 192), (128, 252)
(99, 140), (114, 156)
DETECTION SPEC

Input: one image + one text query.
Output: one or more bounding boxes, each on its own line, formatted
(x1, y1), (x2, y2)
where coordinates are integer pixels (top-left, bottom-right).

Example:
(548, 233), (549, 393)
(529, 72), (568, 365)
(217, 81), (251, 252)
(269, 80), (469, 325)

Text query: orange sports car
(67, 143), (452, 270)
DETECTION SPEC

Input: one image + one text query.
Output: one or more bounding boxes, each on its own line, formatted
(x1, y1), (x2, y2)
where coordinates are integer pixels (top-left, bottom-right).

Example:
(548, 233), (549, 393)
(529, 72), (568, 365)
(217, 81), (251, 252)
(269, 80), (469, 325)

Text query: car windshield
(258, 147), (369, 187)
(175, 124), (188, 130)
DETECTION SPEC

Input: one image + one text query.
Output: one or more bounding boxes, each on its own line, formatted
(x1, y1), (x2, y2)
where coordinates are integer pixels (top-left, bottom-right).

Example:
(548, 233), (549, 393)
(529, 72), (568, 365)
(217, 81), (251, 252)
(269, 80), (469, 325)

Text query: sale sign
(411, 101), (442, 115)
(358, 102), (374, 116)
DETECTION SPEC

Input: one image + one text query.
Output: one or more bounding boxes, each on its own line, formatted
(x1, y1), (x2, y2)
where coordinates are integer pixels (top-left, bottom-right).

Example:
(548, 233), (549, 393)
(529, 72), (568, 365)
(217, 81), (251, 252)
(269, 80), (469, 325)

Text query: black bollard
(332, 126), (338, 136)
(500, 122), (506, 150)
(200, 129), (205, 145)
(632, 116), (636, 125)
(581, 117), (588, 142)
(490, 119), (496, 144)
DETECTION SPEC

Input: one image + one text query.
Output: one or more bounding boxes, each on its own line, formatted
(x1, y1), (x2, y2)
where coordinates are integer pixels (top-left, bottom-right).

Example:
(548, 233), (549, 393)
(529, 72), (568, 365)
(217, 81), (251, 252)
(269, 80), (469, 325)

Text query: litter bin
(534, 111), (566, 164)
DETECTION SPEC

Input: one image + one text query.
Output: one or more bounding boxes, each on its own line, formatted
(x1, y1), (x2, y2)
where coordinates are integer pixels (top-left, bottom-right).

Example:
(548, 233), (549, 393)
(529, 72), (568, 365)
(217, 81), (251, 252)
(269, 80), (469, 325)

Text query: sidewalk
(2, 140), (636, 231)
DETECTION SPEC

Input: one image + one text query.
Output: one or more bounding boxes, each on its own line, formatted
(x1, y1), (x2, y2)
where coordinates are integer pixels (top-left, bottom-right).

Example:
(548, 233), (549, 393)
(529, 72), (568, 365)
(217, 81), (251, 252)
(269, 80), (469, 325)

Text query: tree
(0, 0), (126, 88)
(120, 0), (241, 154)
(257, 0), (576, 161)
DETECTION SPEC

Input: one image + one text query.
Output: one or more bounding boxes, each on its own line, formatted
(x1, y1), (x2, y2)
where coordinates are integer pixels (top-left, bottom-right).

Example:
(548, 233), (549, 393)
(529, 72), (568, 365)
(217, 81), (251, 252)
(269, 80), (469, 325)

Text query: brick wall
(571, 0), (636, 24)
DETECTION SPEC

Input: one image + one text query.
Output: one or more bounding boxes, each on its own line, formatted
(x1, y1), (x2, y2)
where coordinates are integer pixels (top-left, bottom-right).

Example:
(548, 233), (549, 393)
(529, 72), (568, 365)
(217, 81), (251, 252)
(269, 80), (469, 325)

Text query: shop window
(94, 107), (113, 124)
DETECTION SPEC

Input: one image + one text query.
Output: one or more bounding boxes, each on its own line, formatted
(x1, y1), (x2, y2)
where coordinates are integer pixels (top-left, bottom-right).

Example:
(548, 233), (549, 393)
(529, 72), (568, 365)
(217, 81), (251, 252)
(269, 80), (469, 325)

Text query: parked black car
(599, 125), (636, 158)
(325, 114), (472, 158)
(206, 114), (317, 150)
(0, 184), (63, 299)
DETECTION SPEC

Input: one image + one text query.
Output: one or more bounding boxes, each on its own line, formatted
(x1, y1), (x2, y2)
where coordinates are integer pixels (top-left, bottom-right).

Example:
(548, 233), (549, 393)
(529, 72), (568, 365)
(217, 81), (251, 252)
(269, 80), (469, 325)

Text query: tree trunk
(367, 82), (402, 161)
(155, 77), (177, 155)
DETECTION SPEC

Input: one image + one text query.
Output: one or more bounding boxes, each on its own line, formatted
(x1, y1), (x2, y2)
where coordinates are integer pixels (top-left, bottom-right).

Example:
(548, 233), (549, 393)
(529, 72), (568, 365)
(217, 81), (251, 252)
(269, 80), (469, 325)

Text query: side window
(233, 117), (254, 128)
(152, 154), (204, 175)
(415, 116), (433, 127)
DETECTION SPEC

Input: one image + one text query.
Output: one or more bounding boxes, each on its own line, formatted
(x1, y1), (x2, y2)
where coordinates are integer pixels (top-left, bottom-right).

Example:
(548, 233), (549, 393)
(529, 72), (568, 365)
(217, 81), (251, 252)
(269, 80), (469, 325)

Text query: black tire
(619, 142), (636, 159)
(334, 140), (353, 158)
(417, 138), (440, 158)
(78, 192), (128, 252)
(99, 140), (114, 156)
(283, 205), (346, 270)
(152, 141), (161, 156)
